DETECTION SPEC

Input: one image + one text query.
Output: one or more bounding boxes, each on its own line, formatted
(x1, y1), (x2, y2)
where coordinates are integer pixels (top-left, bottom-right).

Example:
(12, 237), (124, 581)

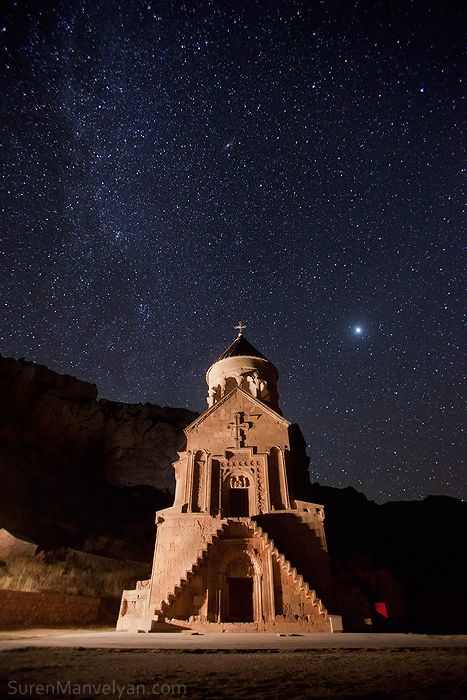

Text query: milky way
(1, 0), (464, 502)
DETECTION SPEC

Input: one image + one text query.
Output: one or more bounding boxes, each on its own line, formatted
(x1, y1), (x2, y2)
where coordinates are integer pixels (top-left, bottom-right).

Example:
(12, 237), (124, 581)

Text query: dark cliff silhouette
(0, 355), (465, 631)
(0, 355), (196, 561)
(309, 484), (467, 633)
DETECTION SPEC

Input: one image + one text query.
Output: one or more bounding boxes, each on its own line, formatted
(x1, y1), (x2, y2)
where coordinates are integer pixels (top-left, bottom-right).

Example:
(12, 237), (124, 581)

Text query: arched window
(224, 376), (238, 395)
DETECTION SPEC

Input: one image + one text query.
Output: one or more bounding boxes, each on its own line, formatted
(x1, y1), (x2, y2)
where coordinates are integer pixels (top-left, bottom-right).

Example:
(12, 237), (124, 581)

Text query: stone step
(161, 520), (230, 612)
(162, 518), (328, 621)
(250, 519), (327, 619)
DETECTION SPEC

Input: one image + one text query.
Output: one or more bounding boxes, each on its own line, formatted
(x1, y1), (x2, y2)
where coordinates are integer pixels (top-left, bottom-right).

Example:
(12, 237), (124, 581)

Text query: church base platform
(117, 614), (343, 634)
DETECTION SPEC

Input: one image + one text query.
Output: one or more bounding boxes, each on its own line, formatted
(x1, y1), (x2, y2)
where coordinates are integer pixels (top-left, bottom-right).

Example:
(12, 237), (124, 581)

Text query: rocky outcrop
(0, 355), (197, 560)
(101, 400), (192, 491)
(309, 484), (467, 633)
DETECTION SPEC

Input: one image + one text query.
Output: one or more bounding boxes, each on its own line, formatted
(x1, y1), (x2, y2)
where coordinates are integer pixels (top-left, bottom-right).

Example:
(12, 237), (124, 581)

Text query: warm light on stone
(117, 332), (353, 633)
(205, 334), (279, 409)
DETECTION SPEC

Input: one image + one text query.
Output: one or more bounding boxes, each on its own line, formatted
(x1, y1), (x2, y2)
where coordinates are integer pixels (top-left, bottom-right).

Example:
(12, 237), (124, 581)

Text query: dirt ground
(0, 647), (466, 699)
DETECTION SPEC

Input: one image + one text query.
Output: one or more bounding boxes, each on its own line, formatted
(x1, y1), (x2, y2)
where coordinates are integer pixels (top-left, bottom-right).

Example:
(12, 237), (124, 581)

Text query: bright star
(354, 326), (362, 335)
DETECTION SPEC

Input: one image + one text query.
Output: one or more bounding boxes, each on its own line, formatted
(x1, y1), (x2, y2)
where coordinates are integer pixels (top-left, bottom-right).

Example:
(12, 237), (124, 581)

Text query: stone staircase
(158, 517), (329, 625)
(250, 519), (329, 621)
(254, 511), (332, 598)
(157, 519), (230, 615)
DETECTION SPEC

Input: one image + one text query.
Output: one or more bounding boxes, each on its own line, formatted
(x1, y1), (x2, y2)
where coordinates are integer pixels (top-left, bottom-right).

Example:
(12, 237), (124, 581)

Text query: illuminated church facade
(117, 325), (346, 632)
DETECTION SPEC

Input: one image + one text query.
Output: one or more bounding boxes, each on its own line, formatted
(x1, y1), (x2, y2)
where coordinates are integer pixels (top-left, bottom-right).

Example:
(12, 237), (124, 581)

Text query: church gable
(185, 387), (290, 455)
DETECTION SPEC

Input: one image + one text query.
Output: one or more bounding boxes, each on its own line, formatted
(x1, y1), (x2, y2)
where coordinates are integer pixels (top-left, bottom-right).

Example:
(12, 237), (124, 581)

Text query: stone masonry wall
(0, 589), (100, 628)
(149, 513), (222, 611)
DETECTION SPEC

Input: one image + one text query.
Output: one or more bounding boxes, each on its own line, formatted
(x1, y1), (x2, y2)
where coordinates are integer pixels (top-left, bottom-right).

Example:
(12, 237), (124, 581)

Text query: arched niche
(191, 450), (207, 512)
(210, 459), (221, 515)
(224, 376), (238, 395)
(221, 551), (256, 622)
(268, 446), (285, 510)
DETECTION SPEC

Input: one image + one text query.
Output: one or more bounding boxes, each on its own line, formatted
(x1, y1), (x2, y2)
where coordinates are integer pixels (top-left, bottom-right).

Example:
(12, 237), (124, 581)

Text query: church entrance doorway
(229, 488), (249, 517)
(227, 577), (254, 621)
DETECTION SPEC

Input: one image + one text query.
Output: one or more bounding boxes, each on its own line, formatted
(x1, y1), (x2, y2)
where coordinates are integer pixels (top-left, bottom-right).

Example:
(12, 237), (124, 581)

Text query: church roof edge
(214, 334), (270, 363)
(184, 386), (290, 434)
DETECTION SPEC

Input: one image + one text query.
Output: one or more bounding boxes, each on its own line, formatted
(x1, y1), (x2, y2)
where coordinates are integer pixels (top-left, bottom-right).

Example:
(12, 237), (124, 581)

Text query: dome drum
(206, 355), (279, 408)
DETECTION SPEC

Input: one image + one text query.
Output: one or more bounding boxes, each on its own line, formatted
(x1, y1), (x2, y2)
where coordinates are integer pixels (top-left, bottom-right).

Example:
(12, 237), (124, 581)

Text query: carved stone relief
(230, 474), (249, 488)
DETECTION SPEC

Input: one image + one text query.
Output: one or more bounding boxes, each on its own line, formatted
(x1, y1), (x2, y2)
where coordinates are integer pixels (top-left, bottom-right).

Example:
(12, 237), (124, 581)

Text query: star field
(0, 0), (464, 502)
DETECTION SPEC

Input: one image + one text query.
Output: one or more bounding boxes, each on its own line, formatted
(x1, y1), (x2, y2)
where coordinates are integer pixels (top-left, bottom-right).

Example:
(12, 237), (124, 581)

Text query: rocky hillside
(0, 355), (197, 560)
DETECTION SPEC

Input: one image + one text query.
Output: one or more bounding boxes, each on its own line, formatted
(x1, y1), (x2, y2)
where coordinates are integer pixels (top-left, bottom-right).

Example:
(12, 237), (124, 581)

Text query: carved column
(264, 548), (275, 622)
(204, 452), (212, 514)
(185, 451), (194, 512)
(191, 451), (207, 512)
(253, 573), (262, 623)
(261, 456), (271, 513)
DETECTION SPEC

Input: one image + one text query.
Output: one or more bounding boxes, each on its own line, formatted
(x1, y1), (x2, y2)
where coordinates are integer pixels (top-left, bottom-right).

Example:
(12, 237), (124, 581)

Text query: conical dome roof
(215, 334), (269, 362)
(206, 328), (279, 410)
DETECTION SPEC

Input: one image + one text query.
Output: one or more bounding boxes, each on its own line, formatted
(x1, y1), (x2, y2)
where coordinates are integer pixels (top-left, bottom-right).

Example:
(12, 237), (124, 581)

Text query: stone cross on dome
(234, 321), (247, 336)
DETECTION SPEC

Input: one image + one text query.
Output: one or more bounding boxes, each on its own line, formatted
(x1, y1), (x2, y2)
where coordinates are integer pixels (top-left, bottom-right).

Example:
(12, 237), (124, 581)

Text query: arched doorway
(224, 474), (251, 517)
(222, 553), (256, 622)
(229, 488), (249, 516)
(228, 578), (253, 621)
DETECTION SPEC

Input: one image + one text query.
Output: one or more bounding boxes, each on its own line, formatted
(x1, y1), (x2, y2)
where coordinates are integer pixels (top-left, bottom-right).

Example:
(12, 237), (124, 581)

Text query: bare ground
(0, 647), (466, 699)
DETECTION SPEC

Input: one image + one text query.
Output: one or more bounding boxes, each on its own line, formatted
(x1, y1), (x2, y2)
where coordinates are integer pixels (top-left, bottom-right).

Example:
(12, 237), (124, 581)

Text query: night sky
(1, 1), (464, 503)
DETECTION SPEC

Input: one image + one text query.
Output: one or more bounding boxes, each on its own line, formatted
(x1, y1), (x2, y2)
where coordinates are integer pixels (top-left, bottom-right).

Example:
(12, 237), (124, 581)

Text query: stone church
(117, 326), (348, 632)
